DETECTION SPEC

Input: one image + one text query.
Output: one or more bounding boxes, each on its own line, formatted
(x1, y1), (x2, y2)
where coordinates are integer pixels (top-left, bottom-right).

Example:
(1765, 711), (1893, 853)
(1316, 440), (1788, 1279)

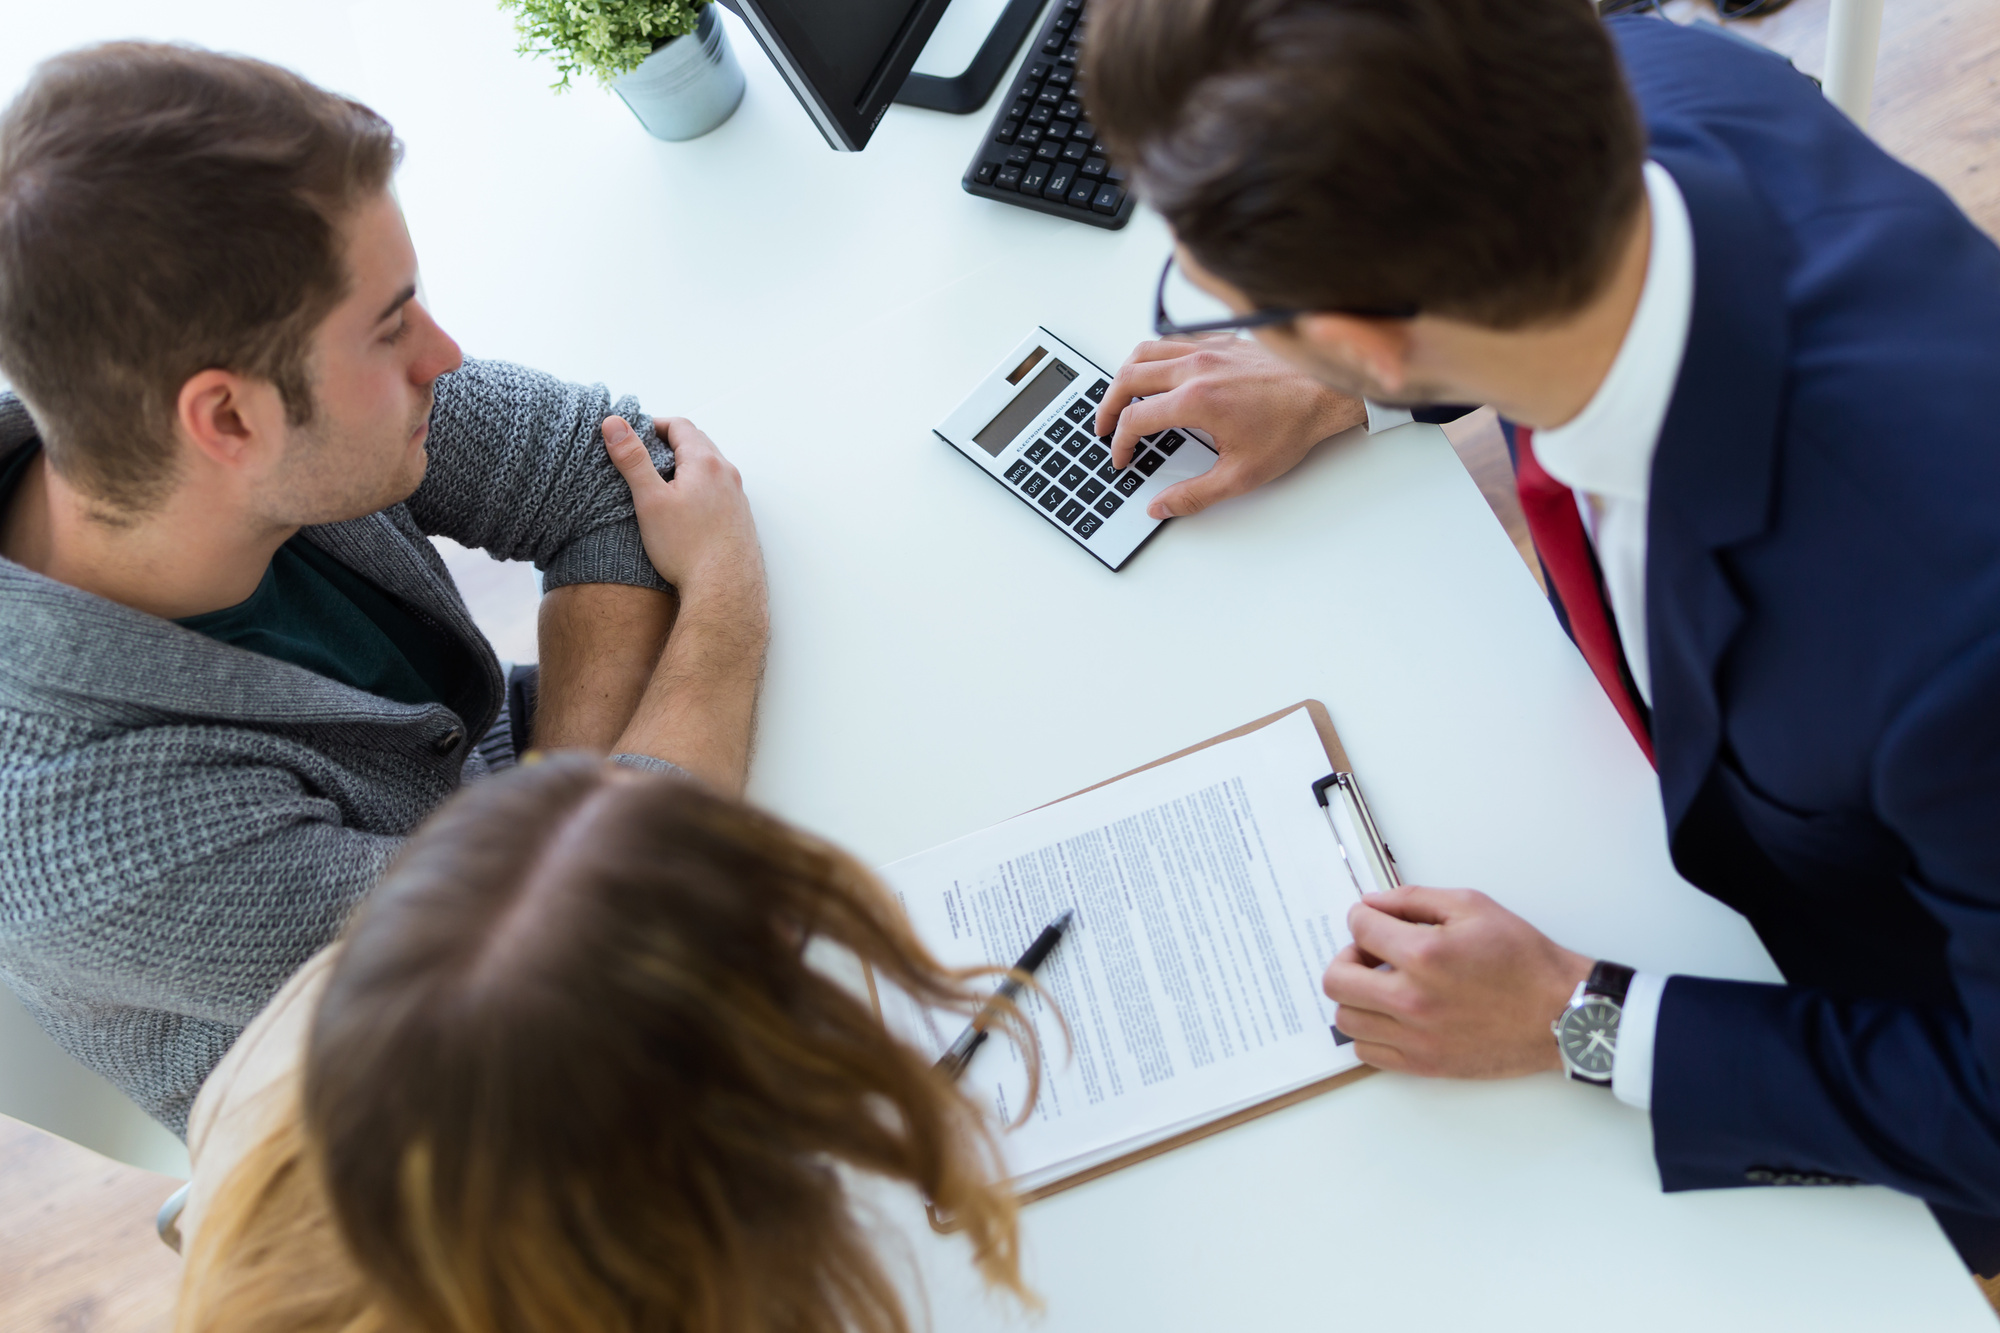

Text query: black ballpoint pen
(934, 908), (1074, 1082)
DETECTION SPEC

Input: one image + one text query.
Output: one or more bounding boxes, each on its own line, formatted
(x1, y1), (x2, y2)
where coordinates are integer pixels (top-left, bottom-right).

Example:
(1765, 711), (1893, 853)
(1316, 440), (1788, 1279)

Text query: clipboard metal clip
(1312, 771), (1402, 895)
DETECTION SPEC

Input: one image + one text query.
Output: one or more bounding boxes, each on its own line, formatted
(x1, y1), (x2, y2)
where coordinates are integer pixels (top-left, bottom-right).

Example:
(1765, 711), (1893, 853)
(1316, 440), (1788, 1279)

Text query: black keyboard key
(1025, 440), (1052, 462)
(1074, 512), (1103, 538)
(1029, 62), (1050, 80)
(1017, 124), (1044, 146)
(1053, 11), (1074, 31)
(1095, 460), (1120, 484)
(1093, 184), (1124, 215)
(996, 166), (1023, 191)
(1045, 164), (1076, 200)
(1061, 138), (1089, 164)
(974, 161), (998, 185)
(1040, 485), (1067, 511)
(1134, 450), (1165, 476)
(994, 121), (1018, 145)
(1064, 397), (1093, 423)
(1035, 139), (1061, 162)
(1044, 420), (1072, 444)
(1061, 42), (1081, 63)
(1078, 479), (1105, 503)
(1094, 493), (1123, 518)
(1060, 431), (1087, 456)
(1045, 66), (1071, 87)
(1004, 459), (1032, 483)
(1057, 498), (1086, 525)
(1021, 473), (1048, 497)
(1057, 99), (1081, 121)
(1047, 120), (1072, 141)
(1041, 35), (1064, 56)
(1154, 429), (1187, 455)
(1015, 77), (1039, 101)
(1037, 86), (1063, 106)
(1105, 163), (1128, 184)
(1086, 378), (1109, 402)
(1081, 156), (1107, 178)
(1068, 178), (1096, 209)
(1074, 120), (1095, 141)
(1027, 105), (1053, 127)
(1115, 470), (1144, 495)
(1039, 451), (1066, 476)
(1022, 163), (1050, 193)
(1060, 464), (1088, 489)
(1006, 146), (1033, 167)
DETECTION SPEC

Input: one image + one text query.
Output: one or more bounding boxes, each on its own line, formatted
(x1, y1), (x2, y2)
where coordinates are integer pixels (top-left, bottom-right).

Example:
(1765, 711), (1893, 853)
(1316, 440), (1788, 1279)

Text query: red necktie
(1514, 428), (1655, 765)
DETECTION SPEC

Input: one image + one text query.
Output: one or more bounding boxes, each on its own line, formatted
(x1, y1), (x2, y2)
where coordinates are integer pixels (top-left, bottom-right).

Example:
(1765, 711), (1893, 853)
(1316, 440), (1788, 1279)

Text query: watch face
(1558, 998), (1621, 1078)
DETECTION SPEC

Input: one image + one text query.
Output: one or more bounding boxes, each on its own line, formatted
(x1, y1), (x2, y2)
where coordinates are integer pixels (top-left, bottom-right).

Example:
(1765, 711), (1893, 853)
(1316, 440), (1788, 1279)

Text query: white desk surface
(7, 4), (1991, 1327)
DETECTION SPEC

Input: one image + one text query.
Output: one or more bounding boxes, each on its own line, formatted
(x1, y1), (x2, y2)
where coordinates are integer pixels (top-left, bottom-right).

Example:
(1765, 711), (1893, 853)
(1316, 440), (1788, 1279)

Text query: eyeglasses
(1151, 254), (1419, 338)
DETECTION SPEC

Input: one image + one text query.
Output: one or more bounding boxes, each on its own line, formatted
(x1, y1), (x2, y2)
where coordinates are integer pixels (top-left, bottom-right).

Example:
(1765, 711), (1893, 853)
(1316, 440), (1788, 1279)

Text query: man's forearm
(534, 583), (677, 751)
(610, 578), (767, 795)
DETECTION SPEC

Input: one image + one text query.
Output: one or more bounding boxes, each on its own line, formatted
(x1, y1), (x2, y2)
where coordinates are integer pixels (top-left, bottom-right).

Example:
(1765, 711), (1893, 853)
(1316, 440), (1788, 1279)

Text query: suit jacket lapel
(1646, 146), (1790, 838)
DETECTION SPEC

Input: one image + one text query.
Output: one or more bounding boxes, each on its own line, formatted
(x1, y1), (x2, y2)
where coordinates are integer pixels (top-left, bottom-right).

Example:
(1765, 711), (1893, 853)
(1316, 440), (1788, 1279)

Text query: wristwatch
(1551, 960), (1635, 1086)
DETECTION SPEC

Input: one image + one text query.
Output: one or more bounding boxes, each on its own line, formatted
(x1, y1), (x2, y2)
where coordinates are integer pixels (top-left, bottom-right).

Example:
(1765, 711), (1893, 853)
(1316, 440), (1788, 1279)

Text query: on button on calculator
(1074, 513), (1103, 538)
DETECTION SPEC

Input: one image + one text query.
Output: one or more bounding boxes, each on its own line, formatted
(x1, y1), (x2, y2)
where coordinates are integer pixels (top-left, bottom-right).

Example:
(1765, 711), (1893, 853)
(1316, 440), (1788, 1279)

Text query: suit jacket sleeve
(408, 358), (673, 593)
(1650, 626), (2000, 1214)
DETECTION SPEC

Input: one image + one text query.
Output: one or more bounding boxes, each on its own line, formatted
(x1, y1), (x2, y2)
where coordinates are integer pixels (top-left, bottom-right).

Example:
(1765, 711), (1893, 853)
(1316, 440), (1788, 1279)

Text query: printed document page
(877, 709), (1368, 1191)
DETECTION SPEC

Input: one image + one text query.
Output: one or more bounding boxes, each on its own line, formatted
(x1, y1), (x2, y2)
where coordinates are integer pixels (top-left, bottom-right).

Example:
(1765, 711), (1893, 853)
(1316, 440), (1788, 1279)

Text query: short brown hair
(0, 43), (399, 510)
(1084, 0), (1645, 328)
(173, 755), (1032, 1333)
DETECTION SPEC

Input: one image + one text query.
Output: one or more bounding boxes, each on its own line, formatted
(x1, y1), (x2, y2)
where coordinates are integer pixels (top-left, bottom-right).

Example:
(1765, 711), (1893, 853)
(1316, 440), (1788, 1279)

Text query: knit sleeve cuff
(540, 518), (671, 595)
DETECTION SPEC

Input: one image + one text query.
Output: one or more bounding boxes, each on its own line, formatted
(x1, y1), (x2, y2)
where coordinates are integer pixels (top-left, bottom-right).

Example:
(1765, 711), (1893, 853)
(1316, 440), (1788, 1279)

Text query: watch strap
(1583, 960), (1635, 1007)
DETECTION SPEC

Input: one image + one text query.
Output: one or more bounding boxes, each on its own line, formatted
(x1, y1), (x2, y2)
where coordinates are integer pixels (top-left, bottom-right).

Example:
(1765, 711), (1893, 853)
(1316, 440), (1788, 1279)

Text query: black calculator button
(1039, 451), (1065, 476)
(1085, 378), (1109, 402)
(974, 161), (998, 185)
(1004, 459), (1032, 483)
(1021, 474), (1048, 497)
(1060, 464), (1088, 489)
(1115, 470), (1144, 495)
(1094, 493), (1123, 518)
(1096, 460), (1120, 484)
(1059, 431), (1087, 456)
(1080, 443), (1108, 469)
(1093, 184), (1124, 215)
(1044, 419), (1071, 444)
(1057, 499), (1087, 525)
(1134, 450), (1165, 476)
(1081, 156), (1107, 179)
(1074, 513), (1103, 538)
(995, 166), (1022, 191)
(1154, 429), (1187, 455)
(1077, 479), (1105, 503)
(1022, 164), (1051, 193)
(1040, 485), (1068, 511)
(1045, 165), (1076, 200)
(1025, 440), (1052, 462)
(1064, 398), (1093, 423)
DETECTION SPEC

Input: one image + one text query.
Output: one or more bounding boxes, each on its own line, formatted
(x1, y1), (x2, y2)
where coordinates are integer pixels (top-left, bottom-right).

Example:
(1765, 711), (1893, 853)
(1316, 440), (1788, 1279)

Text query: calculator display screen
(973, 358), (1076, 457)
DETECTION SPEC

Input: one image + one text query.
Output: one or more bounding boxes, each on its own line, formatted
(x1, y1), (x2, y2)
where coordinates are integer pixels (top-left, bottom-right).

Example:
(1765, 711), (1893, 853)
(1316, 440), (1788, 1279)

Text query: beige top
(177, 945), (340, 1251)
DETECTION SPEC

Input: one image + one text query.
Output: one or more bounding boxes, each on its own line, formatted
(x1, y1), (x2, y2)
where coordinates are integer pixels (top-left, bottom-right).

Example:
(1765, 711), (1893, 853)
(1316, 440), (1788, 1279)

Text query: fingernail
(604, 419), (633, 445)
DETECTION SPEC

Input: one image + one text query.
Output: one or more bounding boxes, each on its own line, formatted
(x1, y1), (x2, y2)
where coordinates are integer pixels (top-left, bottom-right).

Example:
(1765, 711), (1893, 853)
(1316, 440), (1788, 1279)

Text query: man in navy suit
(1084, 0), (2000, 1272)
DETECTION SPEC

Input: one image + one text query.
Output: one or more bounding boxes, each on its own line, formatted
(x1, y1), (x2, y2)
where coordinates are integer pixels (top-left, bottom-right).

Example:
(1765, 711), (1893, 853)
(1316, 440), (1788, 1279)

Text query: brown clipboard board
(870, 699), (1378, 1232)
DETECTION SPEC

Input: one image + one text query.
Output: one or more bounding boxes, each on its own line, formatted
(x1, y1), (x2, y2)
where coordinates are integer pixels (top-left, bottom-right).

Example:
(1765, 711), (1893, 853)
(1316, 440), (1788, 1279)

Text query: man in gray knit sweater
(0, 44), (769, 1134)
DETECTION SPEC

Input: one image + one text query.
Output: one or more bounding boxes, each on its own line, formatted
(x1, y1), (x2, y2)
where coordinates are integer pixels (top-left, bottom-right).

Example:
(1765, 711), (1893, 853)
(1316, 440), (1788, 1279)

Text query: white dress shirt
(1366, 162), (1696, 1112)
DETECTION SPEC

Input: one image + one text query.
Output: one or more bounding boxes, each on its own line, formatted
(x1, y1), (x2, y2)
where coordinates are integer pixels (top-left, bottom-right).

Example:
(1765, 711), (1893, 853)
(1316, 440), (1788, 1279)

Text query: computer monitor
(723, 0), (1045, 150)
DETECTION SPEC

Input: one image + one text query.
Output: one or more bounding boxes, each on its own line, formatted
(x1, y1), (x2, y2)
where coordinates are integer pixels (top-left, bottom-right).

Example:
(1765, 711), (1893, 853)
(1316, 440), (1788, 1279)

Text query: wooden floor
(1448, 0), (2000, 583)
(4, 3), (1998, 1330)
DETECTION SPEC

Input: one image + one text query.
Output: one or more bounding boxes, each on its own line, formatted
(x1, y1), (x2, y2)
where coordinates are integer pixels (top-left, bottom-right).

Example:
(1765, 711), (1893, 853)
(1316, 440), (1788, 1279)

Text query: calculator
(935, 330), (1218, 570)
(959, 0), (1135, 229)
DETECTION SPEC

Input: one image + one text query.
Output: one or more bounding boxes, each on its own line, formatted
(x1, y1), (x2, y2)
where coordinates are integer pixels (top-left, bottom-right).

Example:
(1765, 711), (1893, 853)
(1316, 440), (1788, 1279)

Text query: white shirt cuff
(1612, 971), (1669, 1112)
(1363, 400), (1414, 434)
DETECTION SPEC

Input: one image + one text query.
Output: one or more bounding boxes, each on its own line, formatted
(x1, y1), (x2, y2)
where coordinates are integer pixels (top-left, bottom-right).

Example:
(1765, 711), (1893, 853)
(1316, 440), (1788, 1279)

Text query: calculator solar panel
(959, 0), (1134, 229)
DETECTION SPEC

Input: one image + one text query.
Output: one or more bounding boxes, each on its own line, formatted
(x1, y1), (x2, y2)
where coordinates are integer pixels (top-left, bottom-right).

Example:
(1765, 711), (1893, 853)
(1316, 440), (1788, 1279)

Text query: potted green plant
(499, 0), (746, 141)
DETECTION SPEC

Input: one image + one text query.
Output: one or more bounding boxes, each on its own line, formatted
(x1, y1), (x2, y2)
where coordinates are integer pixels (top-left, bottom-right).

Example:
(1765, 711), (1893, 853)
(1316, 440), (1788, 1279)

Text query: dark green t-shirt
(1, 440), (477, 712)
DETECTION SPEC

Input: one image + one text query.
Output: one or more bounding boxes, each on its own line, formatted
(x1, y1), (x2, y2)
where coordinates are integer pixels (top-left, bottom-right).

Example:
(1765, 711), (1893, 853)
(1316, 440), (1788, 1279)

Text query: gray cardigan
(0, 360), (671, 1135)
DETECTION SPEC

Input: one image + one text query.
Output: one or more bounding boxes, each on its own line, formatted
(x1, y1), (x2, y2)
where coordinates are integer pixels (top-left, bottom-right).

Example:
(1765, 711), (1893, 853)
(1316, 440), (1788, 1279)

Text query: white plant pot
(611, 5), (745, 142)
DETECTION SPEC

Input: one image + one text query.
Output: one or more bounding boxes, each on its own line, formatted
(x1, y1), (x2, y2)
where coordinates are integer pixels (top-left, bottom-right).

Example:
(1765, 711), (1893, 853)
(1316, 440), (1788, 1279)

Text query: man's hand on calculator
(1095, 336), (1367, 520)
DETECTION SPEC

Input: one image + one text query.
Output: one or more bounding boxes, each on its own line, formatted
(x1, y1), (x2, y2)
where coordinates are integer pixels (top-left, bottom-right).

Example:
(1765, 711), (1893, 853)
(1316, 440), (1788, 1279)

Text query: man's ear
(1293, 314), (1414, 397)
(174, 370), (283, 468)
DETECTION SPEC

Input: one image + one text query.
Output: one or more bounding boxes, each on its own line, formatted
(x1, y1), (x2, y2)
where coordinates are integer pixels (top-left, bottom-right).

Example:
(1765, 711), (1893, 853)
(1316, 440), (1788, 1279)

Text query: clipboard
(870, 700), (1396, 1229)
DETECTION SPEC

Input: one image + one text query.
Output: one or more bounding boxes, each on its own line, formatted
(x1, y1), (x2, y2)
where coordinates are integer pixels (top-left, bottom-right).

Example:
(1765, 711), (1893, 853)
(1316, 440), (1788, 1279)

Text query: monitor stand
(894, 0), (1046, 114)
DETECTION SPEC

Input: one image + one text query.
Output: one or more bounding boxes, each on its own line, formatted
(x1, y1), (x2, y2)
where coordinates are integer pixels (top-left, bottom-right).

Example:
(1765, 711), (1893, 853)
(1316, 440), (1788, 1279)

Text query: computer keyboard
(959, 0), (1135, 229)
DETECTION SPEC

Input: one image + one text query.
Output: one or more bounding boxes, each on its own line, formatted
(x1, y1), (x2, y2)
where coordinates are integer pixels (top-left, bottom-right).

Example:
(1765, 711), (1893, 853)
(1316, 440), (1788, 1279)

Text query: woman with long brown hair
(171, 754), (1034, 1333)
